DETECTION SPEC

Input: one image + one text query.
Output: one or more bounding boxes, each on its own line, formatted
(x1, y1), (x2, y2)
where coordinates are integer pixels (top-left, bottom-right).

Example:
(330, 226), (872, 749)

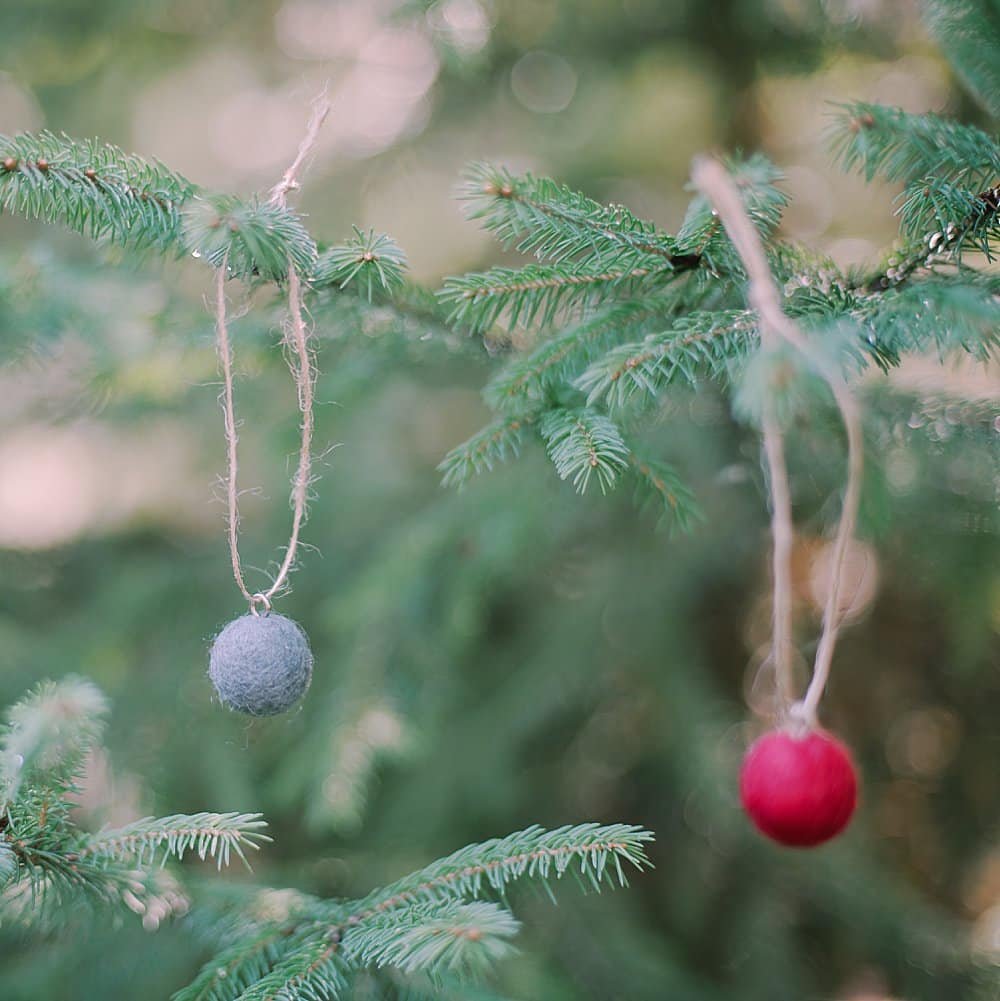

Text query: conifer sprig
(340, 900), (520, 980)
(830, 102), (1000, 185)
(1, 681), (268, 932)
(313, 227), (408, 299)
(233, 935), (349, 1001)
(574, 309), (758, 409)
(482, 299), (669, 411)
(441, 158), (785, 335)
(0, 676), (106, 806)
(176, 824), (653, 1000)
(856, 274), (1000, 364)
(184, 195), (317, 281)
(438, 416), (530, 489)
(440, 261), (667, 334)
(629, 454), (705, 533)
(175, 929), (293, 1001)
(458, 162), (689, 268)
(920, 0), (1000, 119)
(538, 408), (631, 493)
(349, 823), (653, 915)
(675, 154), (787, 271)
(73, 813), (271, 870)
(0, 131), (194, 252)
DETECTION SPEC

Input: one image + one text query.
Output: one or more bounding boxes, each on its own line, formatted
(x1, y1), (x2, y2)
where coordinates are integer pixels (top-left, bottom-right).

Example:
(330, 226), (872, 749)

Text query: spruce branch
(920, 0), (1000, 120)
(482, 299), (668, 410)
(340, 900), (519, 980)
(574, 309), (757, 409)
(628, 454), (705, 534)
(896, 176), (1000, 260)
(347, 824), (653, 916)
(173, 929), (294, 1001)
(231, 933), (349, 1001)
(439, 261), (666, 334)
(438, 416), (530, 489)
(313, 228), (408, 299)
(1, 682), (271, 936)
(458, 162), (691, 269)
(185, 196), (317, 281)
(830, 102), (1000, 185)
(173, 824), (653, 996)
(0, 132), (318, 282)
(675, 154), (787, 272)
(856, 275), (1000, 365)
(0, 131), (193, 251)
(1, 676), (106, 808)
(538, 408), (631, 493)
(72, 813), (270, 870)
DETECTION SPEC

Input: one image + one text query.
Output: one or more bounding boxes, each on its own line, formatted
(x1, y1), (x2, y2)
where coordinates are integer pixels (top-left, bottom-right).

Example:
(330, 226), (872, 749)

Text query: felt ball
(739, 728), (858, 847)
(209, 612), (313, 716)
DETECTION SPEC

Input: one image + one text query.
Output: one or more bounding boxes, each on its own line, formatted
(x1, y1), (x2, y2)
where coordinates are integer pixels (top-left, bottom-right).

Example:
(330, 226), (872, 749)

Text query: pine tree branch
(313, 228), (408, 300)
(185, 195), (317, 281)
(0, 131), (193, 251)
(574, 309), (757, 409)
(459, 162), (692, 269)
(439, 261), (667, 334)
(231, 932), (349, 1001)
(675, 154), (788, 273)
(897, 177), (1000, 259)
(538, 409), (631, 493)
(1, 677), (107, 808)
(438, 416), (530, 489)
(628, 454), (705, 534)
(483, 299), (669, 410)
(340, 900), (519, 980)
(71, 813), (270, 870)
(172, 929), (294, 1001)
(830, 102), (1000, 185)
(0, 132), (318, 281)
(344, 824), (653, 919)
(920, 0), (1000, 120)
(855, 274), (1000, 364)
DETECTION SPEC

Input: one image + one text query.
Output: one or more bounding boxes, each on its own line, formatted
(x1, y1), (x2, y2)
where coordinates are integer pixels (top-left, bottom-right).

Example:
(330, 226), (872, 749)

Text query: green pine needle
(438, 416), (530, 489)
(538, 409), (631, 493)
(313, 228), (408, 300)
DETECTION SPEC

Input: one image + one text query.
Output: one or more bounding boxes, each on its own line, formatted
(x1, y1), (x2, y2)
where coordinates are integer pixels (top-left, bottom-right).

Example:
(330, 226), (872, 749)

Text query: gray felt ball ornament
(209, 612), (313, 716)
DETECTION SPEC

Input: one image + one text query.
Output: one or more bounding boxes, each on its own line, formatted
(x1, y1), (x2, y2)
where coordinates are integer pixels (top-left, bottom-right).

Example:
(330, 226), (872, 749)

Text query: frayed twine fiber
(214, 92), (330, 610)
(691, 157), (864, 729)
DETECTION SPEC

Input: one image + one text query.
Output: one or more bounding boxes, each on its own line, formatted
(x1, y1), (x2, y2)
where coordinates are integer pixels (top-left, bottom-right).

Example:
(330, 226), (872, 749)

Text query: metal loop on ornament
(249, 592), (273, 617)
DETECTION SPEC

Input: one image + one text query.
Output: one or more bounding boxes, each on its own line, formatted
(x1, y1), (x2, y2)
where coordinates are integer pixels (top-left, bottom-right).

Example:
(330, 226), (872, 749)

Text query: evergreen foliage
(172, 823), (651, 1000)
(2, 680), (652, 996)
(0, 679), (267, 930)
(920, 0), (1000, 118)
(437, 139), (998, 536)
(1, 2), (999, 999)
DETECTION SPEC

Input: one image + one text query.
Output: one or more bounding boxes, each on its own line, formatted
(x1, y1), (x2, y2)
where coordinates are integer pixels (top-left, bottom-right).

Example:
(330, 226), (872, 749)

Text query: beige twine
(691, 156), (865, 729)
(214, 93), (330, 614)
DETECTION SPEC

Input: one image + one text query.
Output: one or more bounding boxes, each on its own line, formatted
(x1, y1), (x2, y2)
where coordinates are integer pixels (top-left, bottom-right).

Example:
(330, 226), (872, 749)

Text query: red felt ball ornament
(739, 728), (858, 847)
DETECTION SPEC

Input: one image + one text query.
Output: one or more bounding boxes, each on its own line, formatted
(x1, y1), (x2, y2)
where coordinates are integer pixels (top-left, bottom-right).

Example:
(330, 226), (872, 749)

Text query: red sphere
(739, 728), (858, 847)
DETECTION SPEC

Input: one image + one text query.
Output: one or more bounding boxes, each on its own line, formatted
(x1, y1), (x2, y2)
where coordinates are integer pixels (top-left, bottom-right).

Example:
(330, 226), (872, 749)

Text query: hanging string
(761, 408), (796, 709)
(214, 253), (253, 606)
(691, 156), (865, 729)
(214, 93), (330, 615)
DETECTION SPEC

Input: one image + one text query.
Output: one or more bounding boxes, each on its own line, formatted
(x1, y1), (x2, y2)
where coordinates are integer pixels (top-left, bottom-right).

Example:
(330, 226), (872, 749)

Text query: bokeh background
(1, 2), (998, 998)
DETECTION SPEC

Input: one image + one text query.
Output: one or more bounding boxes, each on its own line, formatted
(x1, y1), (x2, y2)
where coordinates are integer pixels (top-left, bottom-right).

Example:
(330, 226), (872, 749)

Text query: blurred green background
(1, 2), (998, 999)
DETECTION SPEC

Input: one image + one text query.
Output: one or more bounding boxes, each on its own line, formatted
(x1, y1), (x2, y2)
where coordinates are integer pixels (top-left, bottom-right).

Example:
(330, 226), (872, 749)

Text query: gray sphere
(209, 612), (313, 716)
